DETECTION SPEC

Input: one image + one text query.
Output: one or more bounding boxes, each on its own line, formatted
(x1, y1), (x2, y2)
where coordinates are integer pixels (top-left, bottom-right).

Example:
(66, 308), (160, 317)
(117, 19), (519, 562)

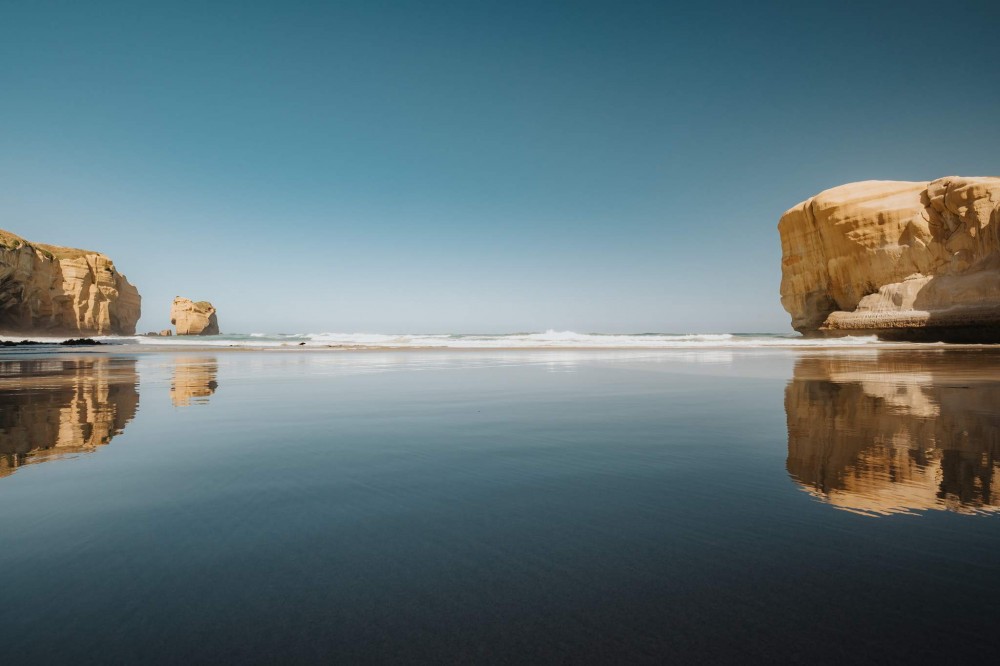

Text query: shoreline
(3, 341), (1000, 354)
(7, 330), (993, 353)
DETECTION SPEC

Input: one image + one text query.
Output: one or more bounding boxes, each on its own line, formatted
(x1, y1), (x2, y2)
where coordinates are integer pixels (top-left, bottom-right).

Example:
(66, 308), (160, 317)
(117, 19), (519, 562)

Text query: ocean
(5, 329), (896, 349)
(1, 346), (998, 663)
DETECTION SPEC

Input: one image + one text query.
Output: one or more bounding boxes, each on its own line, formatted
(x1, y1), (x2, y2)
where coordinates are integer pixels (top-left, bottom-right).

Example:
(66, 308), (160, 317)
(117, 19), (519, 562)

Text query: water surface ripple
(1, 349), (999, 664)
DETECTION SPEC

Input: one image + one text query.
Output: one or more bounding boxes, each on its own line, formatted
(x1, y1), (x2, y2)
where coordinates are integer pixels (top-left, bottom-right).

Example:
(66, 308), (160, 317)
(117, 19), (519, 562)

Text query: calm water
(1, 349), (999, 663)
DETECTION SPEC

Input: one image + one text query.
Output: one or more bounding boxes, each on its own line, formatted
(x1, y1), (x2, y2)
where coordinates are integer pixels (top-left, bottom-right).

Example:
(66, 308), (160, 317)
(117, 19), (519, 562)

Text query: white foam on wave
(2, 330), (888, 349)
(119, 329), (885, 349)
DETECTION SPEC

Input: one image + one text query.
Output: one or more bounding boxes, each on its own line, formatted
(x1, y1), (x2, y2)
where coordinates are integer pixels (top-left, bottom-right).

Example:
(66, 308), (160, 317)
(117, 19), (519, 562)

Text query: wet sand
(2, 347), (1000, 662)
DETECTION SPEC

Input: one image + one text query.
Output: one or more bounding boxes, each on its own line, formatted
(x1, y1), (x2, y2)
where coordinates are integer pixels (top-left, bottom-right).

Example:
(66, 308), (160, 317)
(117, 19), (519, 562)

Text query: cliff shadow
(879, 251), (1000, 343)
(785, 351), (1000, 516)
(0, 356), (140, 478)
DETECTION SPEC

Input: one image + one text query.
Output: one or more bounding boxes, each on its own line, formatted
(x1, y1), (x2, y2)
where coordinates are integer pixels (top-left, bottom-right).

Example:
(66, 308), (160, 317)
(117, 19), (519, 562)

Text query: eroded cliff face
(778, 176), (1000, 340)
(0, 229), (141, 335)
(785, 354), (1000, 516)
(170, 297), (219, 336)
(0, 357), (139, 478)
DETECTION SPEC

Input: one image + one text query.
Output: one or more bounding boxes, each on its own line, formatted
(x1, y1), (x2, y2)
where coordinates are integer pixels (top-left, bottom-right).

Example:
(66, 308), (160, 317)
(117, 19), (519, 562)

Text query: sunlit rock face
(0, 357), (139, 478)
(170, 297), (219, 336)
(785, 353), (1000, 516)
(0, 229), (141, 335)
(170, 357), (219, 406)
(778, 177), (1000, 341)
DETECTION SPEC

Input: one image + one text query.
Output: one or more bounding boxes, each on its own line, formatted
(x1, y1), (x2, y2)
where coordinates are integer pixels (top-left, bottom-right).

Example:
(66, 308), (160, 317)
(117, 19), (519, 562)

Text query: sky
(2, 0), (998, 334)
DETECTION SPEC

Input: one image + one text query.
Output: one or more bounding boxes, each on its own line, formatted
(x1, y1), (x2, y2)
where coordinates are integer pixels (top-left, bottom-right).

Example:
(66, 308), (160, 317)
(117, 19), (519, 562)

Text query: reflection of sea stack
(785, 353), (1000, 516)
(170, 357), (219, 407)
(0, 357), (139, 478)
(171, 297), (220, 336)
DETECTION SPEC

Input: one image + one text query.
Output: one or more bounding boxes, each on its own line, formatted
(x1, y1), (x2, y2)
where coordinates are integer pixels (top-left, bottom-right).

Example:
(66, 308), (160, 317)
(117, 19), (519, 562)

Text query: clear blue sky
(3, 0), (998, 333)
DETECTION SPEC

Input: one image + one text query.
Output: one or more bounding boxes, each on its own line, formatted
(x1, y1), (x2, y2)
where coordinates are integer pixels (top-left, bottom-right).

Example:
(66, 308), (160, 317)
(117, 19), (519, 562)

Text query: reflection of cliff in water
(786, 353), (1000, 516)
(170, 356), (218, 407)
(0, 357), (139, 478)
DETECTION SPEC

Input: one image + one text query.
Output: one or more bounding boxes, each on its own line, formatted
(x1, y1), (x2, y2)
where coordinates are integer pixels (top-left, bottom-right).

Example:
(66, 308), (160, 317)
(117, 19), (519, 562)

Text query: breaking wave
(48, 330), (897, 349)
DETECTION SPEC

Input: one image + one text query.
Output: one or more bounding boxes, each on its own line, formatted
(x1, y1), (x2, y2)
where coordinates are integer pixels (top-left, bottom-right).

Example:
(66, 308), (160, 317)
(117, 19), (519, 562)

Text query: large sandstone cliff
(0, 229), (141, 335)
(778, 176), (1000, 341)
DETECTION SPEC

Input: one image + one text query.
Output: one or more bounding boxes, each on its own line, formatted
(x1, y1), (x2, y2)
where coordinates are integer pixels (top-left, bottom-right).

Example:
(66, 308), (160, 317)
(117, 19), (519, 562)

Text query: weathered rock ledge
(0, 229), (141, 335)
(778, 176), (1000, 342)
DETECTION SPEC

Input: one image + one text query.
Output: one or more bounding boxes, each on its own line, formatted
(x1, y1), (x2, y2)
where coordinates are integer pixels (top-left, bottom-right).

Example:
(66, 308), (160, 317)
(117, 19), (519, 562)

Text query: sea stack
(0, 228), (141, 335)
(778, 176), (1000, 342)
(171, 297), (219, 335)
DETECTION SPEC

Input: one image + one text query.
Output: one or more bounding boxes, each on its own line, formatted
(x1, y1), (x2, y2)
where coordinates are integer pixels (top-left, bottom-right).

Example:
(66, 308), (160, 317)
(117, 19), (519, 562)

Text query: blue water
(1, 349), (999, 663)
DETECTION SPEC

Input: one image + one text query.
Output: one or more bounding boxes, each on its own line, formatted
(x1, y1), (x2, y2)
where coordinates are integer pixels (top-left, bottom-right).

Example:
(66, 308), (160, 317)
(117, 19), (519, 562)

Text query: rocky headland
(0, 229), (141, 336)
(779, 176), (1000, 341)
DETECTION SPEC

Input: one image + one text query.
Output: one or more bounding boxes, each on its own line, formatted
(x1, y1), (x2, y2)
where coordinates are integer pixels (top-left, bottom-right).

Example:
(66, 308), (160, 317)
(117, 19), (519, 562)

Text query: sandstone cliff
(778, 176), (1000, 341)
(0, 229), (141, 336)
(170, 297), (219, 336)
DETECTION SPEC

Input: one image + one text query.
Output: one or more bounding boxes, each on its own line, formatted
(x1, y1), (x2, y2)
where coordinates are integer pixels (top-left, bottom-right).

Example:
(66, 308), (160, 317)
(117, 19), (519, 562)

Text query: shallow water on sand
(1, 349), (999, 663)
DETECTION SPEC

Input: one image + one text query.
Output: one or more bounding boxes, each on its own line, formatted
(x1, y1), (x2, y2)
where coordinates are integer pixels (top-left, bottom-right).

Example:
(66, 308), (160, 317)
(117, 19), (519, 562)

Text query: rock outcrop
(170, 297), (219, 335)
(0, 229), (141, 336)
(778, 176), (1000, 341)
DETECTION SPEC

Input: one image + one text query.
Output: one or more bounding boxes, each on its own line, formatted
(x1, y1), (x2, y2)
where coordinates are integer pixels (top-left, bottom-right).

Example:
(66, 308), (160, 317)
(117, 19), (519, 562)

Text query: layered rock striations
(0, 229), (141, 336)
(171, 297), (219, 336)
(778, 176), (1000, 341)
